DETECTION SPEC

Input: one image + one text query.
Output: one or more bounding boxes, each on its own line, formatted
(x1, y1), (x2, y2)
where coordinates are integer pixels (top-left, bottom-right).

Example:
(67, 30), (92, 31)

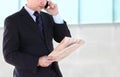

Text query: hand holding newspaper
(49, 37), (85, 61)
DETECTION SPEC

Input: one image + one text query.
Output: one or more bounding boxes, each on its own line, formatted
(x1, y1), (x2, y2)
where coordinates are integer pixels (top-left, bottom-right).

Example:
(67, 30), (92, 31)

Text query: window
(52, 0), (78, 24)
(0, 0), (19, 27)
(79, 0), (113, 24)
(0, 0), (120, 27)
(114, 0), (120, 23)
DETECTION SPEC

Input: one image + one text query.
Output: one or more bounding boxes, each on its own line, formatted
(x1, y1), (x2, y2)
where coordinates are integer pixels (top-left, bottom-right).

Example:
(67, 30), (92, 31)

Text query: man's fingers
(47, 56), (56, 61)
(47, 1), (56, 8)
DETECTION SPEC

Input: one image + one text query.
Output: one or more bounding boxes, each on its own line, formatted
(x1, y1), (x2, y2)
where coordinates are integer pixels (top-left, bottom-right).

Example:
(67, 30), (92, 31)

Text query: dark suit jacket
(3, 7), (71, 77)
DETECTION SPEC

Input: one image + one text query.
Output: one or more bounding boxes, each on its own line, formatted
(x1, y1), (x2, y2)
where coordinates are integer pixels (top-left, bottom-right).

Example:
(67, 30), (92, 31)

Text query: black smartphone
(44, 1), (49, 9)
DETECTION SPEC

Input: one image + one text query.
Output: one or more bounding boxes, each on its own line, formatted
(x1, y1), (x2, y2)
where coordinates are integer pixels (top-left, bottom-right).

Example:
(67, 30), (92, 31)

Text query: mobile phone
(44, 1), (49, 9)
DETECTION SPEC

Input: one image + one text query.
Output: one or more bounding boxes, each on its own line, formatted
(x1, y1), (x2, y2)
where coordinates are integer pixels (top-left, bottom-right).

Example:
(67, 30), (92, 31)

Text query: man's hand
(44, 1), (59, 16)
(38, 56), (56, 67)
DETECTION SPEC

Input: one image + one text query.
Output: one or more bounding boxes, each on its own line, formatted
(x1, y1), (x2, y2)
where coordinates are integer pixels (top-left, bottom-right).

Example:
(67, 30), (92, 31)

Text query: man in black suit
(3, 0), (71, 77)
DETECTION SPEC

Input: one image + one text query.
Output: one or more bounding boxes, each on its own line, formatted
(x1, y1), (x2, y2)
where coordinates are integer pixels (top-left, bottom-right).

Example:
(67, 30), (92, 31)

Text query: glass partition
(0, 0), (18, 27)
(0, 0), (120, 27)
(114, 0), (120, 23)
(79, 0), (113, 24)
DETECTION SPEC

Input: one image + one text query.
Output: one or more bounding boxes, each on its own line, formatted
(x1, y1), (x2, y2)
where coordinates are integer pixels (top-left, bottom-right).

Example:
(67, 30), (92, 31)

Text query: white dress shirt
(24, 5), (64, 24)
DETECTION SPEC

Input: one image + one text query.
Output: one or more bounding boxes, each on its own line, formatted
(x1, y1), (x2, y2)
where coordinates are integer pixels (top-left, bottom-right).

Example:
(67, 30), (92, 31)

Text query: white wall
(0, 24), (120, 77)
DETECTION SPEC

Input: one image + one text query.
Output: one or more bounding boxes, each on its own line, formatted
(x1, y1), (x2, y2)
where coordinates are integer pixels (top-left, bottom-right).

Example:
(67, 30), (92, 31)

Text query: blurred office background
(0, 0), (120, 77)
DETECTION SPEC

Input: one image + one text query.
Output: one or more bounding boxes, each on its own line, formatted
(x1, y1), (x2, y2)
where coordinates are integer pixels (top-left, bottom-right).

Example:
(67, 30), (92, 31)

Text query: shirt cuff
(53, 14), (64, 24)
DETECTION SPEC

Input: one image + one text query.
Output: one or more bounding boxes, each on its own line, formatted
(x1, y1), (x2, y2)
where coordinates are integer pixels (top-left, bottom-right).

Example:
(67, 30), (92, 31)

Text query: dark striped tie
(33, 11), (43, 32)
(33, 11), (44, 38)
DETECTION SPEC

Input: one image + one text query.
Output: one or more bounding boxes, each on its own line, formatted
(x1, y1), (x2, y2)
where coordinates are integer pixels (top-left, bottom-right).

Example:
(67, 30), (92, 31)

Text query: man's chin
(39, 6), (45, 9)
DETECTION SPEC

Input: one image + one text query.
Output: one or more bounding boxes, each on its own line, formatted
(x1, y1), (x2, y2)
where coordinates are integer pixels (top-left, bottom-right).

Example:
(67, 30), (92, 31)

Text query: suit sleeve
(3, 17), (39, 70)
(53, 21), (71, 43)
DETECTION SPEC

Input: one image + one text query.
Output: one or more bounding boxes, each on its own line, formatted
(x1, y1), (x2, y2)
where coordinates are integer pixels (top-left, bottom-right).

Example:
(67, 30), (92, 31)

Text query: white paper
(48, 37), (85, 61)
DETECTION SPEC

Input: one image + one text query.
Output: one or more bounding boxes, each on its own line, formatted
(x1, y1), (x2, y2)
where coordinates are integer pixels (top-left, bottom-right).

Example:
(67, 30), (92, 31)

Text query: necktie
(33, 11), (43, 32)
(33, 11), (44, 38)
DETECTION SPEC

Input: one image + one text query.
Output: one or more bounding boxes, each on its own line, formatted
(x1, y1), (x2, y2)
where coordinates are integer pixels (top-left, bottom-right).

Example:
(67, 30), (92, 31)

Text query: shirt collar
(24, 5), (35, 16)
(24, 5), (41, 13)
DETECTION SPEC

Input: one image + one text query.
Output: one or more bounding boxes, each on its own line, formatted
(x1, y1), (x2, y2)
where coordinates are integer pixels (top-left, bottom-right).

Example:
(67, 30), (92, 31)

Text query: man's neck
(26, 4), (42, 12)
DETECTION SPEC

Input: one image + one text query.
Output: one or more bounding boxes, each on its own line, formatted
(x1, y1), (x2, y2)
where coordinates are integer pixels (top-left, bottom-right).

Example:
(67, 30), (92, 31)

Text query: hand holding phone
(44, 1), (49, 9)
(44, 1), (59, 16)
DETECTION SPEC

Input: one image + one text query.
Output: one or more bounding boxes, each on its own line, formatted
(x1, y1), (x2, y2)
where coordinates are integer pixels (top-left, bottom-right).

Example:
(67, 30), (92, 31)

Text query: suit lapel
(19, 8), (52, 52)
(41, 12), (52, 52)
(41, 13), (49, 38)
(19, 8), (44, 40)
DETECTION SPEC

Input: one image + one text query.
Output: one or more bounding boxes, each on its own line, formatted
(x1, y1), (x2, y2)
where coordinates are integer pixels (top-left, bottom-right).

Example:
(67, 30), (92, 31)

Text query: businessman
(3, 0), (71, 77)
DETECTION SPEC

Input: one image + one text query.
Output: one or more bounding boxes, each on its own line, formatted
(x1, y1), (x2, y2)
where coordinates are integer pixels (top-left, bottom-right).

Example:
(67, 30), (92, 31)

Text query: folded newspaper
(48, 37), (85, 61)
